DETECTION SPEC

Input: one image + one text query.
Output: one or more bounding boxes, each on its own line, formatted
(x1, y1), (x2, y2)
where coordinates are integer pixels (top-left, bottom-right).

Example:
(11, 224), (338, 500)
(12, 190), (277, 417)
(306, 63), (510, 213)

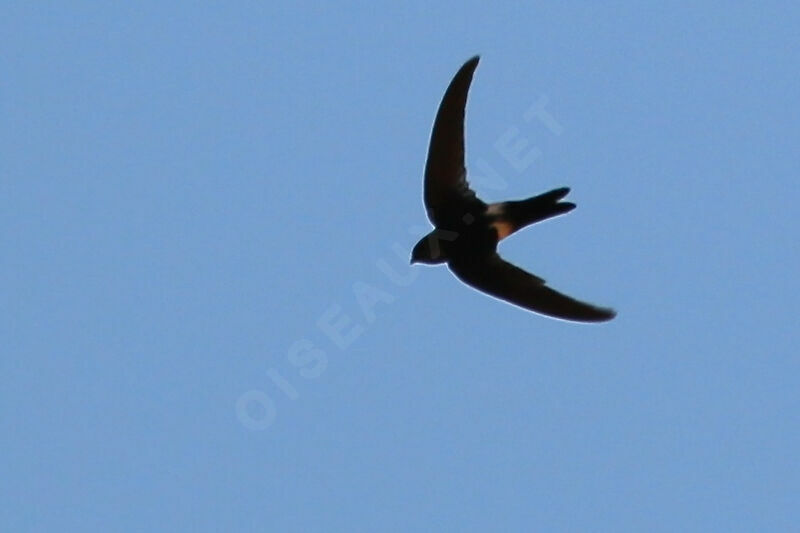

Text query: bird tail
(488, 187), (575, 240)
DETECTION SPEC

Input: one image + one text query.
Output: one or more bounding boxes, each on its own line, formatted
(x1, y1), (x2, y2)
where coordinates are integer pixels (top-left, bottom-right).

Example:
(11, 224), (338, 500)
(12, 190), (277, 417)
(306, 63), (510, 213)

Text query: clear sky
(3, 2), (799, 531)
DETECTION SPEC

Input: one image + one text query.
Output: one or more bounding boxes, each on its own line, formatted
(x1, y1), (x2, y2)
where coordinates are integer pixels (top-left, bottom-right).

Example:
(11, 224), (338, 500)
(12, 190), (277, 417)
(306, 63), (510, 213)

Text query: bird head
(410, 233), (448, 265)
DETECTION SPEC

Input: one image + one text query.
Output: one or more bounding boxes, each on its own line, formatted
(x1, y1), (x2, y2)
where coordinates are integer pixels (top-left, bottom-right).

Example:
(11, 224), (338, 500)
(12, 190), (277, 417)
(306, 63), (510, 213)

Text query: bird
(410, 56), (616, 323)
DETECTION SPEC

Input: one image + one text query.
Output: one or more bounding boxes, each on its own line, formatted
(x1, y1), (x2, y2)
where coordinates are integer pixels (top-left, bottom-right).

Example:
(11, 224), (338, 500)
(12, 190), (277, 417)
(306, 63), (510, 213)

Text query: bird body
(410, 56), (616, 323)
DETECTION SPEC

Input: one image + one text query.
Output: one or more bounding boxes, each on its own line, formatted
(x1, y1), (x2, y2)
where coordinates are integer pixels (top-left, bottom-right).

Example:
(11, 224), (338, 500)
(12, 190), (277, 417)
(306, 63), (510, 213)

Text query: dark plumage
(410, 56), (616, 323)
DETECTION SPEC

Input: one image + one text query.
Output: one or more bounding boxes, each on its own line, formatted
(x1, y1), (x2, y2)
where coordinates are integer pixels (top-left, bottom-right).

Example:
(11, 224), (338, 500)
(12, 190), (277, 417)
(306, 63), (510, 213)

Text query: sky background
(3, 2), (800, 531)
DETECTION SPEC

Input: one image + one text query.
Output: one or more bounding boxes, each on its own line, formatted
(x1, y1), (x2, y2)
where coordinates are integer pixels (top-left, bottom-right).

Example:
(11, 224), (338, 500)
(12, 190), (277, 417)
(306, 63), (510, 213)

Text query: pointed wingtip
(594, 307), (617, 322)
(448, 55), (480, 87)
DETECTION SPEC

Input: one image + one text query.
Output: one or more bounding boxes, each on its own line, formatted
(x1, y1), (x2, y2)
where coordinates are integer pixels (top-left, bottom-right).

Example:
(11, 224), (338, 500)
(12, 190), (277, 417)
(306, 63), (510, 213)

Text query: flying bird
(410, 56), (616, 322)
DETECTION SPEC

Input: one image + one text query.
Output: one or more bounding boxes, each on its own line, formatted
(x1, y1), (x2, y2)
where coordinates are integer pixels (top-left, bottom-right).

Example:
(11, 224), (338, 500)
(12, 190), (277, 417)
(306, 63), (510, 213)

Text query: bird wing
(448, 254), (616, 323)
(424, 56), (481, 226)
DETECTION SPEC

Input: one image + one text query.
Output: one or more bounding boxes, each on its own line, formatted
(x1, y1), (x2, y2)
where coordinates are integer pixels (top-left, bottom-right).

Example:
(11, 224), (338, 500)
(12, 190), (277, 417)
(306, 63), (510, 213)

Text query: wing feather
(449, 254), (616, 323)
(423, 56), (481, 226)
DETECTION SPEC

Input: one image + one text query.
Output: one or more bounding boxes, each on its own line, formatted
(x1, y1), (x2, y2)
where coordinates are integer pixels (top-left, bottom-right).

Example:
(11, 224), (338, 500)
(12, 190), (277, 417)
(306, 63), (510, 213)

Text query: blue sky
(3, 2), (799, 531)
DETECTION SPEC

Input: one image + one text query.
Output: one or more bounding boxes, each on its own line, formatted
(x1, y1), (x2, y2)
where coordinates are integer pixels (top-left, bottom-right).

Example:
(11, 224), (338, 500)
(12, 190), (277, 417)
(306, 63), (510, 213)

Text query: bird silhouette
(410, 56), (616, 323)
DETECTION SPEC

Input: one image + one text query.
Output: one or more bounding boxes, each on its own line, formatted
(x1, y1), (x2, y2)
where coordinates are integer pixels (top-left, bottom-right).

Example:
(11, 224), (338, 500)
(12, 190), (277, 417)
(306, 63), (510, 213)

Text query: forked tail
(488, 187), (576, 240)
